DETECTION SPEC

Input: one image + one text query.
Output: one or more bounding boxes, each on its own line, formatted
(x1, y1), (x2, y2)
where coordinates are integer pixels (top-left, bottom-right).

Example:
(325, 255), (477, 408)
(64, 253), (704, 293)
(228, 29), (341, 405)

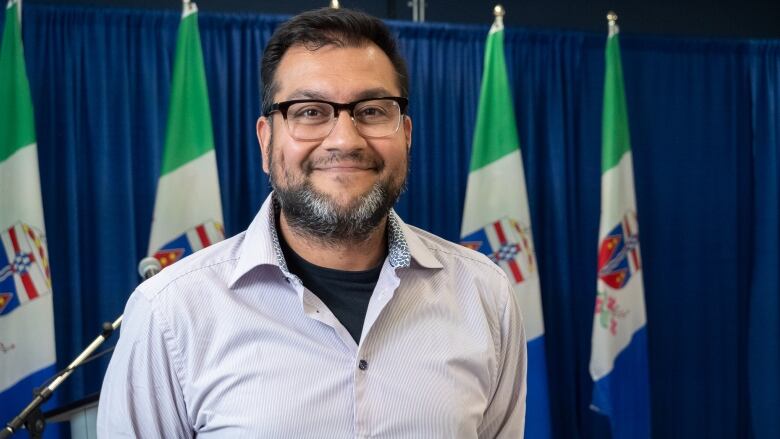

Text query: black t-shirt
(278, 233), (383, 344)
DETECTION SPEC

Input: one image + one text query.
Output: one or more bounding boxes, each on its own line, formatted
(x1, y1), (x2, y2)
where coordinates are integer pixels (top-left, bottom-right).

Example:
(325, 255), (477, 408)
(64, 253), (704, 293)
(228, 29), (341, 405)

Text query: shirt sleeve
(478, 278), (528, 438)
(96, 288), (192, 438)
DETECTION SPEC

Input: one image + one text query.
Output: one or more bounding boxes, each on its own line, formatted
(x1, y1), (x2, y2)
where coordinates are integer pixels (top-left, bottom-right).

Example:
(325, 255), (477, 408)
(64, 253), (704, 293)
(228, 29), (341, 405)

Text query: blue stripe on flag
(526, 335), (552, 438)
(592, 327), (651, 439)
(162, 233), (194, 255)
(0, 364), (63, 438)
(0, 245), (22, 316)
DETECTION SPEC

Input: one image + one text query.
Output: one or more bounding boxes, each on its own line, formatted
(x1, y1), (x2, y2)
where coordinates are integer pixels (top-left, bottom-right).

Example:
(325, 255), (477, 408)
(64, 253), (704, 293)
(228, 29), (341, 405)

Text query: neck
(278, 212), (388, 271)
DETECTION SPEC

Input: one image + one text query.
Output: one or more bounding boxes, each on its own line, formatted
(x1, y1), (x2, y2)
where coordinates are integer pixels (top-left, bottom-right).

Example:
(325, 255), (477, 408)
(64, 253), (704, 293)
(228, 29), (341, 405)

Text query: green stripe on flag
(601, 34), (632, 172)
(469, 29), (520, 172)
(0, 1), (36, 162)
(161, 10), (215, 175)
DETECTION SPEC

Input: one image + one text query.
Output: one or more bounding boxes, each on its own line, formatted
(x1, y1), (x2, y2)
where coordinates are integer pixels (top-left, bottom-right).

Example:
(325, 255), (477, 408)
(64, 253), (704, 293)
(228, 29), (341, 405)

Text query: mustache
(303, 150), (383, 174)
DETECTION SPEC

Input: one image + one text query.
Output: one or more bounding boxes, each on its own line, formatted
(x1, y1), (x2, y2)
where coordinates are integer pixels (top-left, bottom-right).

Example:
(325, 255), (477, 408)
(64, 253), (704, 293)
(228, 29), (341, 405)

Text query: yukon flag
(148, 0), (223, 265)
(460, 11), (551, 439)
(0, 0), (59, 422)
(589, 15), (652, 439)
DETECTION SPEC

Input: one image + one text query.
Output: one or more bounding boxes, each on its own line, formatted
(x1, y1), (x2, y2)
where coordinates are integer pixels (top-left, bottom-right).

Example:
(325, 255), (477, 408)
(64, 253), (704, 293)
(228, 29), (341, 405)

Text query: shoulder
(402, 224), (525, 380)
(118, 232), (250, 351)
(404, 224), (515, 314)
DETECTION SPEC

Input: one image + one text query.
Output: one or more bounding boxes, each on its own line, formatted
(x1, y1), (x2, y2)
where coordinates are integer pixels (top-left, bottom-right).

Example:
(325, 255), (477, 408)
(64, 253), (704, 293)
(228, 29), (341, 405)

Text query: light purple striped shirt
(97, 195), (526, 438)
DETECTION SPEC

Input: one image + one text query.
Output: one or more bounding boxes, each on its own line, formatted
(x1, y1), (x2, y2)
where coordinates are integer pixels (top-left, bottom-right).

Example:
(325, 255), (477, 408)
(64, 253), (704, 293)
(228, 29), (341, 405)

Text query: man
(98, 8), (526, 437)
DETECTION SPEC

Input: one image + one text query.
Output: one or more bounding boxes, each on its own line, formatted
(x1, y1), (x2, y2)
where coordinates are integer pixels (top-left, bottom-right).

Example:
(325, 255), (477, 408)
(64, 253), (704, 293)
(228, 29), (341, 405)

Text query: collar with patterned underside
(267, 197), (411, 273)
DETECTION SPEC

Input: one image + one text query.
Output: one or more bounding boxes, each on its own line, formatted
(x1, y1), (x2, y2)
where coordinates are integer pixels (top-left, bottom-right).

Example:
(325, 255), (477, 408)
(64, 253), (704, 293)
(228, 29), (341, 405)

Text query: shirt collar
(229, 193), (442, 288)
(387, 210), (443, 270)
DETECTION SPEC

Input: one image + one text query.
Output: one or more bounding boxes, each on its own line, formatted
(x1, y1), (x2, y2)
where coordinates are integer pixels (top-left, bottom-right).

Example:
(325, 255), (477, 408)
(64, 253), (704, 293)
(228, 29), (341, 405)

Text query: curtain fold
(0, 4), (776, 437)
(748, 41), (780, 439)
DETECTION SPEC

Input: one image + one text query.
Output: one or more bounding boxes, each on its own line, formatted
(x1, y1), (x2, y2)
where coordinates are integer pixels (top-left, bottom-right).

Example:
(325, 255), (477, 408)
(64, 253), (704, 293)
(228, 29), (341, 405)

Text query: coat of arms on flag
(597, 210), (641, 290)
(462, 217), (536, 285)
(153, 219), (223, 268)
(595, 210), (640, 335)
(0, 222), (52, 316)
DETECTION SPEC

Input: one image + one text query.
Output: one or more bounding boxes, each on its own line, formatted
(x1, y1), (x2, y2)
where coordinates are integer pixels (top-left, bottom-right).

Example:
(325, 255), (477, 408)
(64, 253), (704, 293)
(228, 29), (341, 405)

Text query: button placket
(353, 341), (374, 437)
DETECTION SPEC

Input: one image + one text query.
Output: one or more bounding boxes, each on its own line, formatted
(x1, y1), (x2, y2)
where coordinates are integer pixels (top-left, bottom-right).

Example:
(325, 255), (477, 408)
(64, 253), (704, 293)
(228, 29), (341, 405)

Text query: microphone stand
(1, 257), (160, 438)
(0, 317), (122, 439)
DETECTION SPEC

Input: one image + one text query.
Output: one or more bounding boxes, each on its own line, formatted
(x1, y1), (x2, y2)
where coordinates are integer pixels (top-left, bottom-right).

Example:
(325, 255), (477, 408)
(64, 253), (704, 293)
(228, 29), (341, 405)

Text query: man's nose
(322, 110), (366, 150)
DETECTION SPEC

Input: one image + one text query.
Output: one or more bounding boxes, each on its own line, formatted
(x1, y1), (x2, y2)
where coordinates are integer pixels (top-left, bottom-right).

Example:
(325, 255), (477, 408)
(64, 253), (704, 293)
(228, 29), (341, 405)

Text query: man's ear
(257, 116), (271, 174)
(403, 115), (413, 151)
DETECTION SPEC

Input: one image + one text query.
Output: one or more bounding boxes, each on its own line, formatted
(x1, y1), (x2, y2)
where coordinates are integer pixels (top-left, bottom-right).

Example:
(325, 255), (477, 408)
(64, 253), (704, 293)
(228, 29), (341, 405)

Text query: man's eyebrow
(286, 89), (329, 100)
(284, 87), (396, 102)
(353, 88), (395, 100)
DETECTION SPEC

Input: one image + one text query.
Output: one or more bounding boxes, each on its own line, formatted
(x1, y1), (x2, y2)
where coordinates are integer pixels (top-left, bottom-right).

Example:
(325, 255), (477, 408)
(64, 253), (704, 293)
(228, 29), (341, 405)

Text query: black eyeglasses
(264, 97), (409, 141)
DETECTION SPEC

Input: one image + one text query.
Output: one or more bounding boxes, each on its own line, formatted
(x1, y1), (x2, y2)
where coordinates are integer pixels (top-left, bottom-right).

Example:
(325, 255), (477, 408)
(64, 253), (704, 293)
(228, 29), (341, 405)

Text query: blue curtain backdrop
(0, 4), (777, 438)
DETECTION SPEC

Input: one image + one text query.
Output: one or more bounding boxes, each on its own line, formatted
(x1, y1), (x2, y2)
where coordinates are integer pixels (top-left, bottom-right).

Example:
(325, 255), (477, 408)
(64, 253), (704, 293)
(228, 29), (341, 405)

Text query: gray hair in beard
(275, 177), (393, 245)
(267, 127), (406, 245)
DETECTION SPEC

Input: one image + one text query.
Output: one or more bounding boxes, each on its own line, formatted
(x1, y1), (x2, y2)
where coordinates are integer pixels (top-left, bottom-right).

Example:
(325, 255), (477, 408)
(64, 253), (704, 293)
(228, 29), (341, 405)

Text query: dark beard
(270, 150), (406, 246)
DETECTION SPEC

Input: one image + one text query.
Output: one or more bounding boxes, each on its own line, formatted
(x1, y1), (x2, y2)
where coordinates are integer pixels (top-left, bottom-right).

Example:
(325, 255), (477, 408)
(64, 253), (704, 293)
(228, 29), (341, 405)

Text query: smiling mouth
(305, 151), (383, 175)
(314, 165), (376, 172)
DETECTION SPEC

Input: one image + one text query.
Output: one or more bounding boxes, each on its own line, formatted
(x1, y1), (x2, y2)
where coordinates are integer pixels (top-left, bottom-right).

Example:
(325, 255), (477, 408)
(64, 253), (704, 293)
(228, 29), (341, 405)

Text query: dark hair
(260, 8), (409, 115)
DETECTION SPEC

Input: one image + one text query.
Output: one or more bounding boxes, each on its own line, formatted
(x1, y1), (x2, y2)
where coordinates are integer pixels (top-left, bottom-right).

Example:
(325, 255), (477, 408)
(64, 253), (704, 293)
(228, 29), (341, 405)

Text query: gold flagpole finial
(606, 11), (619, 36)
(182, 0), (195, 15)
(492, 4), (505, 29)
(330, 0), (340, 9)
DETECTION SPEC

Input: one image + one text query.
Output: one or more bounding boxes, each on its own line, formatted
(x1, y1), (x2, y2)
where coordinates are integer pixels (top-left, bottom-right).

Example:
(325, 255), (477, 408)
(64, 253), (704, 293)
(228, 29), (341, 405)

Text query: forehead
(274, 43), (400, 101)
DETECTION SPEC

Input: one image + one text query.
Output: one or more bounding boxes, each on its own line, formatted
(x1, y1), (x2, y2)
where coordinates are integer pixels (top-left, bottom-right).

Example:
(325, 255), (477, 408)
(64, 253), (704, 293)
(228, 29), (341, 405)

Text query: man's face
(257, 42), (412, 242)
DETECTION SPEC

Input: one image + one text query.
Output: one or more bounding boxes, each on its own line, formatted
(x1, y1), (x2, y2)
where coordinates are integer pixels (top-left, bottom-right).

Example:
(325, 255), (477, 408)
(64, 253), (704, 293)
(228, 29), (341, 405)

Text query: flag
(148, 1), (223, 265)
(0, 0), (59, 422)
(589, 20), (652, 439)
(460, 16), (551, 438)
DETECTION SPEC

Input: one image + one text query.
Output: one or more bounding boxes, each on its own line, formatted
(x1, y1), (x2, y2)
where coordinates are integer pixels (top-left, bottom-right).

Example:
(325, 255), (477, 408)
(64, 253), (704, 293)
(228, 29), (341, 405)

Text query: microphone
(137, 257), (162, 280)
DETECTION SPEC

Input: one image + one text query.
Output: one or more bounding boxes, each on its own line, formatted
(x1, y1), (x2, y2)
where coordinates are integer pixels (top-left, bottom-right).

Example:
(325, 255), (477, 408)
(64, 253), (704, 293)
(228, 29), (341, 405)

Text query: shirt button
(358, 359), (368, 371)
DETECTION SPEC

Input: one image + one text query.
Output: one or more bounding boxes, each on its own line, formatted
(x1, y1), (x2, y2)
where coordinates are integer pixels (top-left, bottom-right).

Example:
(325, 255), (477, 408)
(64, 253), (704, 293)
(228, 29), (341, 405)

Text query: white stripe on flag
(147, 150), (223, 254)
(515, 276), (545, 340)
(0, 145), (46, 232)
(0, 294), (56, 392)
(599, 153), (638, 231)
(461, 150), (530, 237)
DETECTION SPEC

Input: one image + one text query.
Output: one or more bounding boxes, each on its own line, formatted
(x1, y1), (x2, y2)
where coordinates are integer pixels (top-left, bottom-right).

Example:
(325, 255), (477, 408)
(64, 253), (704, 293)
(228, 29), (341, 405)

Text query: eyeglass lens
(285, 99), (402, 140)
